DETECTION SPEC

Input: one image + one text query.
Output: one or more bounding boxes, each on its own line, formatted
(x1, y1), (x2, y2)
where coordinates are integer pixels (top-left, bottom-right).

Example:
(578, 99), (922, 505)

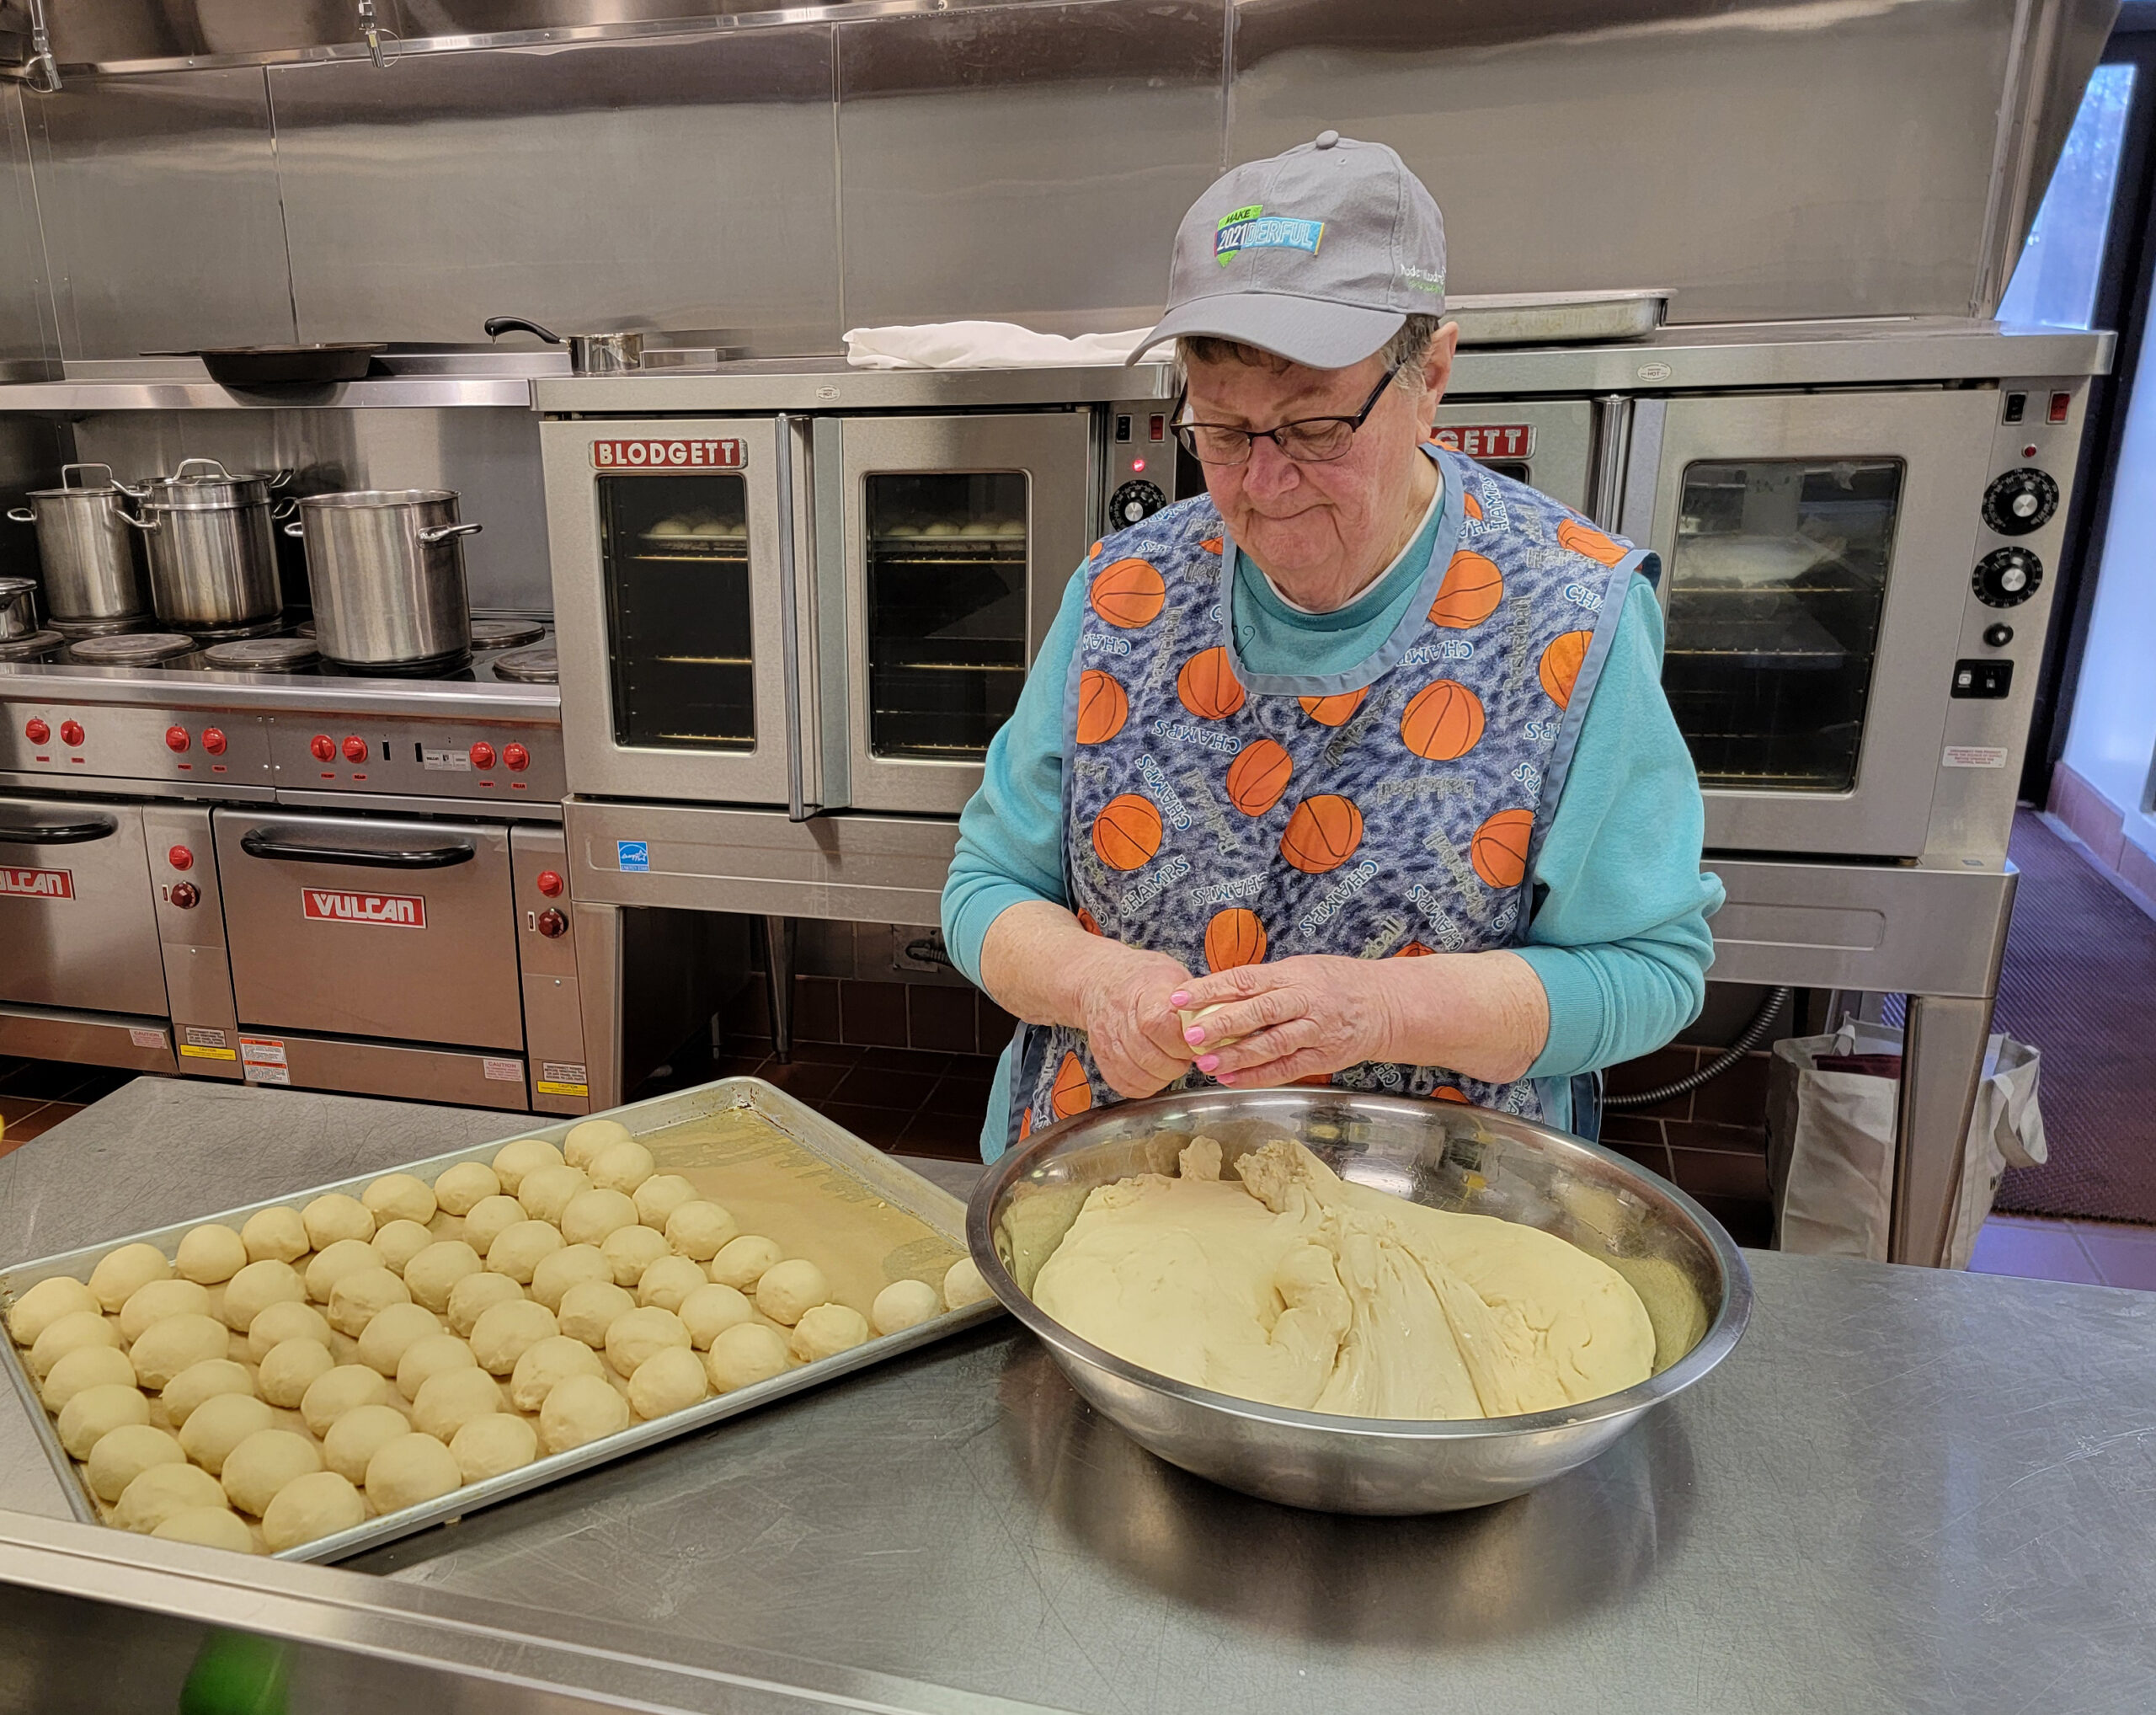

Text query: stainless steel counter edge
(0, 376), (537, 413)
(0, 664), (562, 722)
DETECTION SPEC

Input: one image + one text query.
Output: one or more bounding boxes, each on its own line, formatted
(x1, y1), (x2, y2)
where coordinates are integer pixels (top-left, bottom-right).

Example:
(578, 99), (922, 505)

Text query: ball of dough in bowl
(789, 1303), (870, 1364)
(403, 1240), (483, 1314)
(328, 1266), (410, 1338)
(89, 1242), (172, 1313)
(754, 1260), (830, 1328)
(246, 1299), (332, 1364)
(587, 1141), (656, 1196)
(539, 1372), (630, 1454)
(557, 1280), (636, 1349)
(636, 1255), (707, 1313)
(88, 1424), (186, 1503)
(396, 1333), (478, 1400)
(304, 1239), (385, 1306)
(371, 1219), (435, 1275)
(412, 1366), (504, 1442)
(8, 1274), (100, 1345)
(152, 1506), (256, 1554)
(240, 1207), (308, 1266)
(628, 1345), (708, 1419)
(41, 1343), (136, 1412)
(559, 1189), (638, 1250)
(709, 1236), (783, 1291)
(432, 1161), (501, 1216)
(605, 1306), (690, 1376)
(130, 1313), (231, 1391)
(943, 1257), (993, 1311)
(664, 1200), (738, 1263)
(706, 1323), (791, 1393)
(29, 1308), (120, 1380)
(490, 1138), (563, 1195)
(678, 1283), (755, 1349)
(631, 1174), (697, 1231)
(516, 1165), (590, 1226)
(530, 1243), (612, 1312)
(355, 1301), (442, 1376)
(510, 1335), (604, 1413)
(469, 1299), (558, 1375)
(362, 1173), (436, 1228)
(175, 1225), (248, 1286)
(563, 1118), (632, 1170)
(323, 1402), (412, 1484)
(179, 1392), (275, 1475)
(449, 1413), (538, 1483)
(301, 1364), (391, 1438)
(221, 1428), (323, 1517)
(116, 1461), (228, 1533)
(257, 1337), (334, 1408)
(487, 1221), (564, 1285)
(446, 1273), (525, 1338)
(162, 1359), (255, 1427)
(221, 1260), (305, 1333)
(263, 1469), (366, 1552)
(57, 1381), (152, 1460)
(602, 1224), (669, 1287)
(462, 1195), (528, 1259)
(871, 1279), (942, 1336)
(365, 1432), (462, 1514)
(302, 1194), (375, 1250)
(119, 1278), (211, 1345)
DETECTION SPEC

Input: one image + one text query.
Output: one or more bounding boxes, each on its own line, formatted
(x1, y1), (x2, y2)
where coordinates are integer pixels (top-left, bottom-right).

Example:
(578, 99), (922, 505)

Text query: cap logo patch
(1401, 264), (1446, 296)
(1214, 204), (1326, 267)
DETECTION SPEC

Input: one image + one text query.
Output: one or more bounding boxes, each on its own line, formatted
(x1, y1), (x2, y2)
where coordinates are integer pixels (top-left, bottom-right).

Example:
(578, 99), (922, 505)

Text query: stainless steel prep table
(2, 1080), (2153, 1715)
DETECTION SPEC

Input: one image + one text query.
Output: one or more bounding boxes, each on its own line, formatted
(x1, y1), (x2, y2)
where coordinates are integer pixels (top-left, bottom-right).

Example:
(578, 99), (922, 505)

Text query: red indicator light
(168, 846), (194, 871)
(1131, 458), (1146, 473)
(1149, 414), (1166, 441)
(536, 870), (564, 898)
(2048, 391), (2071, 424)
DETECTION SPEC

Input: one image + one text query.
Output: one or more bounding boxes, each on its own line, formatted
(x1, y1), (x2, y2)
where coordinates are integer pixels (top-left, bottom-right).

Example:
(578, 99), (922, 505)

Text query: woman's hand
(1075, 938), (1198, 1099)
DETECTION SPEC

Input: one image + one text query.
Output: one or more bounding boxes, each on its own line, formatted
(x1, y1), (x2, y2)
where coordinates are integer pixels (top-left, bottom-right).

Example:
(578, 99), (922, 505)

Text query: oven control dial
(503, 743), (530, 772)
(168, 845), (193, 871)
(59, 719), (83, 748)
(536, 908), (568, 939)
(202, 727), (227, 756)
(1973, 547), (2044, 608)
(536, 869), (564, 898)
(1108, 479), (1166, 528)
(1983, 468), (2058, 537)
(341, 735), (367, 764)
(469, 741), (495, 771)
(311, 734), (335, 762)
(24, 718), (47, 745)
(169, 882), (199, 911)
(165, 726), (190, 753)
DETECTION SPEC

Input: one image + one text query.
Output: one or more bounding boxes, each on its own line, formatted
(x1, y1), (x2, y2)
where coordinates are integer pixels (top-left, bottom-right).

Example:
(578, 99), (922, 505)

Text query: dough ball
(560, 1189), (638, 1249)
(302, 1240), (382, 1306)
(679, 1283), (755, 1349)
(178, 1393), (275, 1475)
(41, 1343), (136, 1411)
(469, 1299), (558, 1375)
(426, 1211), (467, 1247)
(89, 1243), (172, 1313)
(412, 1366), (504, 1443)
(446, 1272), (525, 1338)
(539, 1372), (630, 1454)
(395, 1333), (478, 1400)
(152, 1506), (256, 1554)
(130, 1314), (231, 1390)
(57, 1382), (151, 1460)
(161, 1359), (255, 1427)
(118, 1278), (211, 1345)
(263, 1469), (365, 1552)
(175, 1225), (248, 1285)
(403, 1240), (483, 1313)
(115, 1461), (227, 1533)
(365, 1432), (462, 1514)
(709, 1235), (783, 1291)
(302, 1194), (375, 1250)
(221, 1428), (323, 1517)
(588, 1141), (656, 1196)
(490, 1138), (563, 1194)
(323, 1403), (411, 1484)
(557, 1280), (636, 1349)
(664, 1200), (738, 1263)
(432, 1161), (501, 1216)
(628, 1345), (708, 1420)
(243, 1301), (327, 1365)
(240, 1206), (308, 1265)
(706, 1323), (791, 1393)
(510, 1335), (604, 1413)
(221, 1260), (305, 1332)
(29, 1308), (121, 1380)
(637, 1255), (707, 1313)
(449, 1413), (538, 1483)
(632, 1174), (697, 1230)
(754, 1260), (830, 1327)
(257, 1337), (334, 1408)
(371, 1219), (435, 1275)
(872, 1279), (942, 1336)
(790, 1303), (870, 1363)
(563, 1118), (632, 1170)
(361, 1173), (435, 1228)
(327, 1266), (410, 1338)
(89, 1424), (186, 1502)
(486, 1221), (564, 1286)
(8, 1274), (100, 1345)
(530, 1244), (612, 1312)
(517, 1165), (590, 1226)
(943, 1256), (994, 1310)
(462, 1195), (528, 1258)
(355, 1302), (441, 1376)
(601, 1223), (669, 1287)
(300, 1364), (391, 1438)
(604, 1306), (690, 1377)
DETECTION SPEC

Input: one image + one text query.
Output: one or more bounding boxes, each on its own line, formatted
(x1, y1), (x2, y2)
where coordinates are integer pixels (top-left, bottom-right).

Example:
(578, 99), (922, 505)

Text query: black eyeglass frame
(1172, 363), (1403, 466)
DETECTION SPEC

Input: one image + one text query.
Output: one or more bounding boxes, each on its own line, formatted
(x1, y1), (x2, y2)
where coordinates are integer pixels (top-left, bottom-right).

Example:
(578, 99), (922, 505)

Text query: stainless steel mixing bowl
(968, 1087), (1751, 1515)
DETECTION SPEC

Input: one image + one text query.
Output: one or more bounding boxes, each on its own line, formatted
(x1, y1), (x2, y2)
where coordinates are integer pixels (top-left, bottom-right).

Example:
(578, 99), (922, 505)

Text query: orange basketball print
(1201, 536), (1224, 554)
(1429, 551), (1504, 629)
(1177, 646), (1246, 720)
(1471, 808), (1534, 889)
(1091, 793), (1162, 871)
(1204, 907), (1268, 973)
(1462, 490), (1484, 521)
(1291, 1073), (1334, 1087)
(1433, 1086), (1471, 1104)
(1225, 737), (1293, 816)
(1090, 539), (1104, 558)
(1090, 558), (1166, 628)
(1399, 679), (1486, 761)
(1075, 906), (1102, 937)
(1299, 687), (1368, 727)
(1557, 517), (1627, 565)
(1539, 630), (1592, 710)
(1393, 941), (1436, 958)
(1075, 669), (1129, 745)
(1018, 1107), (1034, 1141)
(1280, 794), (1364, 874)
(1051, 1051), (1093, 1119)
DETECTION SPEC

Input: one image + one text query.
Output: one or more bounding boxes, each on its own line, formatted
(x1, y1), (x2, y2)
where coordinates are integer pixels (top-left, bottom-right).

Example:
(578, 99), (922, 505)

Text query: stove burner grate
(68, 632), (199, 666)
(490, 645), (558, 685)
(0, 628), (65, 661)
(203, 637), (322, 673)
(470, 617), (547, 649)
(51, 615), (154, 642)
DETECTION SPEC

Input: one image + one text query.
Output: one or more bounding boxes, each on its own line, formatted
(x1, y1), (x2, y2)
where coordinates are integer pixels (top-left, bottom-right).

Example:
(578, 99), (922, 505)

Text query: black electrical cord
(905, 932), (955, 970)
(1604, 986), (1794, 1109)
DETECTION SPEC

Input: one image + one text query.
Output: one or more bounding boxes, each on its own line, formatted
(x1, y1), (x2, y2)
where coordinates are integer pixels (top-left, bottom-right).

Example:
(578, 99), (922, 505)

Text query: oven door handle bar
(0, 817), (117, 845)
(237, 830), (476, 869)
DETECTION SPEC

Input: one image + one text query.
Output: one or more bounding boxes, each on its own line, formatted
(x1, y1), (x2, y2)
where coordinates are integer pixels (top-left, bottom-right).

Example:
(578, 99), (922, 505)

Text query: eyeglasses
(1173, 365), (1401, 466)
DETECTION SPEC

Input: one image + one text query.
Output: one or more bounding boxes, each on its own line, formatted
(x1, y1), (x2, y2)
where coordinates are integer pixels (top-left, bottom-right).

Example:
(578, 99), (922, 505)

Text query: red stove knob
(536, 908), (568, 939)
(342, 735), (367, 763)
(503, 743), (530, 772)
(165, 726), (190, 753)
(24, 718), (48, 745)
(311, 734), (335, 762)
(202, 727), (227, 756)
(535, 869), (564, 898)
(59, 719), (84, 747)
(168, 845), (194, 871)
(468, 741), (495, 771)
(169, 881), (200, 911)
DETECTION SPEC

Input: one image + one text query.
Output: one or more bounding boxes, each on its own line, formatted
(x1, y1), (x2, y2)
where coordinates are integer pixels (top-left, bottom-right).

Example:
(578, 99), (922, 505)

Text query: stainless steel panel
(0, 1003), (173, 1072)
(835, 0), (1225, 334)
(1892, 991), (2007, 1267)
(1433, 397), (1593, 516)
(1447, 290), (1667, 347)
(510, 823), (588, 1111)
(141, 800), (242, 1079)
(0, 697), (272, 786)
(0, 795), (165, 1014)
(23, 1), (385, 63)
(227, 1031), (531, 1108)
(536, 356), (1182, 414)
(0, 83), (56, 374)
(520, 972), (589, 1114)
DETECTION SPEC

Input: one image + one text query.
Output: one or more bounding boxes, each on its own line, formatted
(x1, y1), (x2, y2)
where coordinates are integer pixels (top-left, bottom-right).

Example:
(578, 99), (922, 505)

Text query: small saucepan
(483, 316), (643, 375)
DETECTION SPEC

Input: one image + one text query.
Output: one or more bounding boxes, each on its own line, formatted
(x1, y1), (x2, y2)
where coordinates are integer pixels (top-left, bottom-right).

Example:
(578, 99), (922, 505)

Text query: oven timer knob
(536, 869), (564, 898)
(165, 726), (190, 753)
(24, 718), (48, 745)
(1982, 468), (2058, 537)
(202, 728), (227, 756)
(1108, 479), (1166, 528)
(535, 908), (568, 939)
(1973, 547), (2044, 608)
(469, 741), (495, 771)
(311, 734), (335, 762)
(168, 845), (193, 871)
(503, 743), (530, 772)
(341, 735), (367, 764)
(169, 882), (199, 911)
(59, 719), (83, 747)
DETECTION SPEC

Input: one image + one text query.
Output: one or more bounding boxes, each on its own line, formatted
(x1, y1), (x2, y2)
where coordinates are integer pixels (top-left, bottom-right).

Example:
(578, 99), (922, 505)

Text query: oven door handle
(774, 409), (819, 822)
(0, 815), (117, 845)
(238, 829), (476, 869)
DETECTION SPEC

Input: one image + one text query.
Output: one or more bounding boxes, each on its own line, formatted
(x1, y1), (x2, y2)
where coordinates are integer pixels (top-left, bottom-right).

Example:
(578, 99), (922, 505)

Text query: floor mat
(1992, 809), (2156, 1222)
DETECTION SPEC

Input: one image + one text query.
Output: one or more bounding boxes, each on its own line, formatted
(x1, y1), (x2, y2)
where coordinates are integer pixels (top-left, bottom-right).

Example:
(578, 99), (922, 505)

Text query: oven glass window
(1662, 457), (1905, 792)
(866, 473), (1027, 761)
(598, 474), (753, 751)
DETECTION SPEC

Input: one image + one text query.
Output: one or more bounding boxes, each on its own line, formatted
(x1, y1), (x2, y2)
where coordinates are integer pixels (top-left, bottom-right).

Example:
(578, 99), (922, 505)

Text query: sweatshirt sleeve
(1516, 576), (1725, 1079)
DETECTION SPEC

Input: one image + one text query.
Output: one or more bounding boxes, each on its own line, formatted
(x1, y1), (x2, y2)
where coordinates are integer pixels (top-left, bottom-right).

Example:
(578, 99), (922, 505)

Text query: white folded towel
(843, 321), (1171, 370)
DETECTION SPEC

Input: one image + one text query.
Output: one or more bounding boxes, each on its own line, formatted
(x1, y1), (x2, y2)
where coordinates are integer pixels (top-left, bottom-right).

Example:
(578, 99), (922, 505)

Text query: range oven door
(1631, 388), (1997, 858)
(0, 797), (166, 1016)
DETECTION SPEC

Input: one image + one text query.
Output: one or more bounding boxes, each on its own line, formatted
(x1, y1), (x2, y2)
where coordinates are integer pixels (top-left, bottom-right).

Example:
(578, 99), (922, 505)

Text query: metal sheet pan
(1448, 290), (1668, 346)
(0, 1077), (999, 1564)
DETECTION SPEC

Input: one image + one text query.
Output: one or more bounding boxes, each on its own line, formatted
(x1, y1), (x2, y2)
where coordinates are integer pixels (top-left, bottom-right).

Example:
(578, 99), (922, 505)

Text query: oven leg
(574, 901), (625, 1110)
(1889, 994), (1997, 1267)
(763, 915), (797, 1065)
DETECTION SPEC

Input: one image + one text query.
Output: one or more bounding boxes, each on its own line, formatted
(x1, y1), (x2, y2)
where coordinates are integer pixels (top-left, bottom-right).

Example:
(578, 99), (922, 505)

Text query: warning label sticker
(184, 1026), (227, 1049)
(129, 1028), (166, 1049)
(538, 1061), (590, 1097)
(239, 1037), (290, 1086)
(483, 1058), (523, 1082)
(1943, 745), (2009, 769)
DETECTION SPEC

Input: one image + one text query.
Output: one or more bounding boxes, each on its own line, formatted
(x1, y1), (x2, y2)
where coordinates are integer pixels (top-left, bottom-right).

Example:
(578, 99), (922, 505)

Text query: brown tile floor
(0, 1057), (135, 1159)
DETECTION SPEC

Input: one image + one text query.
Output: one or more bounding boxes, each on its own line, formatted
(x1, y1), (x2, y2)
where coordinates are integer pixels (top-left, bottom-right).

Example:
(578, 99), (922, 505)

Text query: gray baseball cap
(1130, 130), (1446, 370)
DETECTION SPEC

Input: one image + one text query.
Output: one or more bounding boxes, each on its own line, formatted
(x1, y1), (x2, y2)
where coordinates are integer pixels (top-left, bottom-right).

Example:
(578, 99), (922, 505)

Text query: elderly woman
(942, 132), (1721, 1158)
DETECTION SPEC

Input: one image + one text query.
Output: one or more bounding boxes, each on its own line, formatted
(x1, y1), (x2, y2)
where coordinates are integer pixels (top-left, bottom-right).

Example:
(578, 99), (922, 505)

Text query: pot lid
(470, 617), (545, 649)
(68, 632), (197, 665)
(0, 575), (38, 599)
(52, 615), (153, 640)
(204, 636), (320, 672)
(491, 644), (558, 684)
(0, 629), (62, 660)
(141, 458), (279, 510)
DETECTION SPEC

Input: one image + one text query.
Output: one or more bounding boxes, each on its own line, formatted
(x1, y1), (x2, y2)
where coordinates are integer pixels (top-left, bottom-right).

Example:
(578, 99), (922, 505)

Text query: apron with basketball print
(1003, 444), (1651, 1149)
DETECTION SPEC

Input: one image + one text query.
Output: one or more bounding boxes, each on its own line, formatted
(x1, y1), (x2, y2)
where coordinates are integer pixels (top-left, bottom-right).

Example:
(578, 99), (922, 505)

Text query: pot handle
(61, 462), (116, 489)
(282, 520), (307, 538)
(271, 496), (302, 521)
(418, 521), (483, 545)
(484, 316), (562, 345)
(5, 508), (32, 525)
(116, 508), (158, 532)
(172, 457), (236, 481)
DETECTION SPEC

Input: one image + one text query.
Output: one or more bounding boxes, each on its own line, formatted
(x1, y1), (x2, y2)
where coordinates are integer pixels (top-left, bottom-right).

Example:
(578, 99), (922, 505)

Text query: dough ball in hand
(362, 1173), (436, 1229)
(328, 1267), (410, 1338)
(162, 1359), (255, 1427)
(302, 1194), (375, 1250)
(462, 1195), (528, 1259)
(754, 1260), (830, 1327)
(539, 1372), (631, 1454)
(530, 1243), (612, 1312)
(263, 1470), (366, 1552)
(432, 1161), (500, 1216)
(605, 1306), (690, 1377)
(487, 1220), (564, 1285)
(118, 1278), (211, 1345)
(306, 1239), (386, 1306)
(257, 1338), (334, 1408)
(943, 1257), (994, 1310)
(470, 1299), (558, 1375)
(129, 1314), (230, 1391)
(88, 1424), (186, 1503)
(179, 1393), (275, 1476)
(403, 1240), (483, 1314)
(8, 1274), (100, 1346)
(632, 1174), (697, 1231)
(587, 1140), (656, 1196)
(41, 1343), (136, 1413)
(221, 1260), (305, 1332)
(221, 1428), (323, 1517)
(871, 1279), (942, 1336)
(516, 1165), (590, 1226)
(355, 1302), (442, 1377)
(602, 1224), (669, 1287)
(300, 1364), (392, 1439)
(365, 1432), (462, 1515)
(152, 1507), (256, 1555)
(396, 1333), (478, 1401)
(449, 1413), (538, 1483)
(446, 1272), (525, 1338)
(510, 1334), (604, 1413)
(372, 1219), (435, 1275)
(789, 1303), (870, 1364)
(708, 1235), (783, 1291)
(57, 1382), (151, 1460)
(412, 1367), (504, 1443)
(323, 1403), (412, 1484)
(558, 1280), (636, 1349)
(664, 1200), (738, 1263)
(637, 1254), (707, 1313)
(89, 1242), (172, 1313)
(678, 1283), (755, 1349)
(628, 1346), (708, 1419)
(240, 1207), (308, 1266)
(175, 1225), (248, 1286)
(705, 1323), (790, 1393)
(115, 1461), (228, 1533)
(563, 1118), (632, 1170)
(491, 1137), (564, 1195)
(245, 1299), (331, 1364)
(560, 1189), (638, 1250)
(29, 1308), (120, 1380)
